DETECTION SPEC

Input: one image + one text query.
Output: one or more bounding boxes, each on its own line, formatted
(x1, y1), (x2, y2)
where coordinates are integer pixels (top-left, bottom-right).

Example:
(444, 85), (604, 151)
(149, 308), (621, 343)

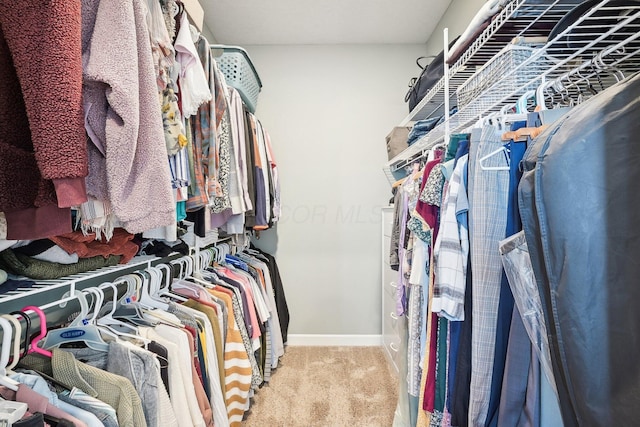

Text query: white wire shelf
(0, 256), (161, 306)
(384, 0), (640, 182)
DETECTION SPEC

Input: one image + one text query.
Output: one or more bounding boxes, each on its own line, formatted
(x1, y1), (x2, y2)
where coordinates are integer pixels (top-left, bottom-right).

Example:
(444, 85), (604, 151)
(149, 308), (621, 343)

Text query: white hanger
(498, 103), (525, 130)
(0, 315), (21, 372)
(153, 263), (187, 302)
(96, 282), (151, 346)
(108, 274), (154, 325)
(137, 268), (169, 311)
(0, 317), (22, 391)
(171, 257), (186, 280)
(39, 290), (109, 352)
(112, 274), (140, 305)
(480, 111), (500, 128)
(97, 282), (141, 334)
(536, 80), (555, 111)
(479, 144), (510, 171)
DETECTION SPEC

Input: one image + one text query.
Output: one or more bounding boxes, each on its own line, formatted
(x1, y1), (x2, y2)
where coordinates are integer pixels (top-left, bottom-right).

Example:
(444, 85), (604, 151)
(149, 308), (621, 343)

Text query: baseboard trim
(287, 334), (383, 346)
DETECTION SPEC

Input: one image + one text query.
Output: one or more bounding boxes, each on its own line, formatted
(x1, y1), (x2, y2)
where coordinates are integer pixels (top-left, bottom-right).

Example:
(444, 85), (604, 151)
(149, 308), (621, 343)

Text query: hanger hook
(21, 306), (52, 357)
(10, 311), (30, 358)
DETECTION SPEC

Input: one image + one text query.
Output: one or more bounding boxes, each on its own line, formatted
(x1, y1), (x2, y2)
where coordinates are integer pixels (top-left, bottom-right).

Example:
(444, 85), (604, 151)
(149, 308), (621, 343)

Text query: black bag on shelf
(405, 36), (460, 113)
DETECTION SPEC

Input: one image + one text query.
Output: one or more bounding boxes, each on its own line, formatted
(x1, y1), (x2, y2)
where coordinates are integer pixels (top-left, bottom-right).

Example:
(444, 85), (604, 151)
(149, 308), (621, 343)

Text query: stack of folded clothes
(0, 228), (139, 280)
(407, 107), (458, 146)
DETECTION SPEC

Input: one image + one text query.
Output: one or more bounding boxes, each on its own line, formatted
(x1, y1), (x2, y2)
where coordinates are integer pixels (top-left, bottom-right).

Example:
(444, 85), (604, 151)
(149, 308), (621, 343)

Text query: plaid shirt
(432, 154), (469, 321)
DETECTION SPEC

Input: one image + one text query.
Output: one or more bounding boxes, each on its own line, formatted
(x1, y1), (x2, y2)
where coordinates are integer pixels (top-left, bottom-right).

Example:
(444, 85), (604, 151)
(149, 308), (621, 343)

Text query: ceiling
(203, 0), (453, 45)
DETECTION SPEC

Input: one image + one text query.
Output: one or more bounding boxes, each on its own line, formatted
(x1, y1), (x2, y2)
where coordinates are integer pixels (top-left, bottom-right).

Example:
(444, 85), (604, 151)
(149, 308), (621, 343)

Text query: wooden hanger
(502, 125), (548, 142)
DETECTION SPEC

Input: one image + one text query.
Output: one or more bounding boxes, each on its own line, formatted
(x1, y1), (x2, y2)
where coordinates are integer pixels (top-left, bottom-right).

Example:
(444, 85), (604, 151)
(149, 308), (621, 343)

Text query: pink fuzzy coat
(82, 0), (175, 233)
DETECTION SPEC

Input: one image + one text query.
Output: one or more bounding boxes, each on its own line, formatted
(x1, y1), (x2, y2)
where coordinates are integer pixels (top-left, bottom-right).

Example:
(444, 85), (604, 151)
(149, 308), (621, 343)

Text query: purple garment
(209, 208), (233, 229)
(396, 189), (410, 316)
(253, 166), (267, 227)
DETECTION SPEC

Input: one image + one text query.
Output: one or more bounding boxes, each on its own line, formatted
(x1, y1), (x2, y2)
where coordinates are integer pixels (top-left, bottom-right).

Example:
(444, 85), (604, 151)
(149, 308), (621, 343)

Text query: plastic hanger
(199, 250), (214, 271)
(535, 80), (556, 111)
(0, 315), (21, 371)
(170, 278), (203, 299)
(479, 144), (510, 171)
(96, 282), (151, 346)
(112, 274), (139, 305)
(137, 269), (169, 311)
(38, 291), (109, 352)
(481, 111), (500, 128)
(170, 256), (194, 280)
(106, 273), (158, 327)
(10, 311), (30, 358)
(126, 269), (182, 327)
(516, 90), (536, 114)
(21, 306), (52, 357)
(497, 103), (528, 130)
(181, 253), (219, 290)
(97, 282), (142, 334)
(0, 317), (20, 391)
(153, 264), (187, 302)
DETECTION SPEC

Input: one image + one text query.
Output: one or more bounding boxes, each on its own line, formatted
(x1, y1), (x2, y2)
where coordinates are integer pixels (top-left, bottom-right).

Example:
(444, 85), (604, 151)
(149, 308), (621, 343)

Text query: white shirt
(140, 326), (205, 427)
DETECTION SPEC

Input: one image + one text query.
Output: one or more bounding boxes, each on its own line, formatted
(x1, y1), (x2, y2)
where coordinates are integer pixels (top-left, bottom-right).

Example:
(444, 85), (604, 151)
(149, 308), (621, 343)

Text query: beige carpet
(243, 346), (398, 427)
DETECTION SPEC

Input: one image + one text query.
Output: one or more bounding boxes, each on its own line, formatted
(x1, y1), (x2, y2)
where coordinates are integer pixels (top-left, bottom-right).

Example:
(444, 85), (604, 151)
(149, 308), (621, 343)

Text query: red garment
(414, 149), (444, 239)
(423, 312), (439, 412)
(0, 0), (87, 239)
(184, 325), (206, 387)
(50, 228), (138, 264)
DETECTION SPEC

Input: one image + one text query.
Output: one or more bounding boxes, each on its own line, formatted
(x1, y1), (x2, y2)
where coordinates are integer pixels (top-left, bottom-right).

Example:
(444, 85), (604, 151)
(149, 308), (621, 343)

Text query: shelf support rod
(444, 27), (450, 149)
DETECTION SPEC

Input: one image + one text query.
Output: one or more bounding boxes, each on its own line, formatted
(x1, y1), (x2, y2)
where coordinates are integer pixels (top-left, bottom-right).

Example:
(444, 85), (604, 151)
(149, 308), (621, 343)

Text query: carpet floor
(242, 346), (398, 427)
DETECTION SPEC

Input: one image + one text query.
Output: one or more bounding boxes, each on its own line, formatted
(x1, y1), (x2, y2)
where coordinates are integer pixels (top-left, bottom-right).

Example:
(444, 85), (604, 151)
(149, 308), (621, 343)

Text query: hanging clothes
(519, 72), (640, 427)
(82, 0), (175, 236)
(0, 0), (87, 240)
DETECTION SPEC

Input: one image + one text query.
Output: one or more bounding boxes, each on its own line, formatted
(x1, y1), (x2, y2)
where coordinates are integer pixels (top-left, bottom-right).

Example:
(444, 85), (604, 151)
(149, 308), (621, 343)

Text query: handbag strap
(416, 55), (437, 70)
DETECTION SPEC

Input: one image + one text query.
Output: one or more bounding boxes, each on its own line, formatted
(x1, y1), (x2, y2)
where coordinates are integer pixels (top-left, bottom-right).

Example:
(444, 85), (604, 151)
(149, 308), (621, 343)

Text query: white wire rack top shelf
(385, 0), (640, 180)
(399, 69), (474, 126)
(398, 0), (583, 128)
(0, 256), (161, 307)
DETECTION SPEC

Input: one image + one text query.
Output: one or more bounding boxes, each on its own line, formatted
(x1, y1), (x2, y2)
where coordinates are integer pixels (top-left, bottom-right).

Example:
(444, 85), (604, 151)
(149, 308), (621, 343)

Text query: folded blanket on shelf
(0, 249), (120, 280)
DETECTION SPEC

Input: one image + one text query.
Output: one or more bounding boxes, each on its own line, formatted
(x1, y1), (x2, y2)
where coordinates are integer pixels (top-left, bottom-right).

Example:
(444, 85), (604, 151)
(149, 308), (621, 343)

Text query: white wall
(245, 44), (426, 335)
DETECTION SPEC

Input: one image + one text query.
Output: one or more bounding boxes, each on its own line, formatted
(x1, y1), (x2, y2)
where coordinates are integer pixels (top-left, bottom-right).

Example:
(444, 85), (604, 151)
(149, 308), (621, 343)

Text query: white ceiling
(203, 0), (453, 45)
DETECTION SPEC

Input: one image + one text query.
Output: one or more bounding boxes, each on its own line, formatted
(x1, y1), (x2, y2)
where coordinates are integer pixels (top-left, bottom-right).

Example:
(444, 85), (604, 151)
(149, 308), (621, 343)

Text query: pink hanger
(21, 306), (52, 357)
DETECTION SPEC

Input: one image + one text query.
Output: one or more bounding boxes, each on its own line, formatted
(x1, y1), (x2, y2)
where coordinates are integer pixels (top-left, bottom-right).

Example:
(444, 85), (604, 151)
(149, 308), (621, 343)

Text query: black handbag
(405, 36), (460, 112)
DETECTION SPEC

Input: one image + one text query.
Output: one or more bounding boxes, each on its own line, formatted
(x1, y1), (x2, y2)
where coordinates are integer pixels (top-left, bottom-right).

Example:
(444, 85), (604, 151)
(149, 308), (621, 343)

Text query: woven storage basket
(457, 43), (545, 108)
(211, 45), (262, 113)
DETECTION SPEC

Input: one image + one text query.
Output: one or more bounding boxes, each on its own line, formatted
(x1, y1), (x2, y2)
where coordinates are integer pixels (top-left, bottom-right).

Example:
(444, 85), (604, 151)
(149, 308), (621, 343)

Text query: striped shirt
(207, 289), (253, 426)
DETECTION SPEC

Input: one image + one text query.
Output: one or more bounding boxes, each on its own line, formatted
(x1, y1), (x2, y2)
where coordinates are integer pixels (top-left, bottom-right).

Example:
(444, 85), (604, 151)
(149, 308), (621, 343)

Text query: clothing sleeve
(0, 0), (87, 208)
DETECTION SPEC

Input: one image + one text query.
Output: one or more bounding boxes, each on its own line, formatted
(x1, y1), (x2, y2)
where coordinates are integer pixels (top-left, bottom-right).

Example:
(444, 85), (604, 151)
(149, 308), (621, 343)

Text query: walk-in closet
(1, 0), (638, 426)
